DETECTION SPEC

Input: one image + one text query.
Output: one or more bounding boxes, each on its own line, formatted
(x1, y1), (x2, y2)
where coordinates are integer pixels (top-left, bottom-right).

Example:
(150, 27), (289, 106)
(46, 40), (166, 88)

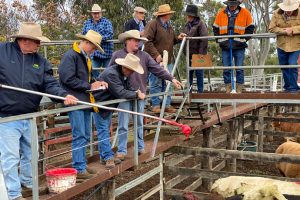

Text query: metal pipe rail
(190, 65), (300, 70)
(186, 33), (276, 40)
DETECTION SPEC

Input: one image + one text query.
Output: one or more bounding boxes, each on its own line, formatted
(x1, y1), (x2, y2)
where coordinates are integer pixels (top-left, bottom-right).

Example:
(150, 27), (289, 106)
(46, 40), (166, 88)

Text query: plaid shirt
(82, 17), (114, 59)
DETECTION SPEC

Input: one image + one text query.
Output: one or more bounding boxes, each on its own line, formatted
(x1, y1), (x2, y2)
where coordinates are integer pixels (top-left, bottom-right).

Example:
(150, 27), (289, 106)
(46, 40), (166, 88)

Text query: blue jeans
(0, 120), (32, 199)
(222, 48), (245, 84)
(68, 110), (91, 173)
(189, 69), (204, 93)
(149, 63), (174, 106)
(117, 100), (145, 155)
(91, 57), (111, 78)
(93, 112), (114, 161)
(277, 48), (300, 92)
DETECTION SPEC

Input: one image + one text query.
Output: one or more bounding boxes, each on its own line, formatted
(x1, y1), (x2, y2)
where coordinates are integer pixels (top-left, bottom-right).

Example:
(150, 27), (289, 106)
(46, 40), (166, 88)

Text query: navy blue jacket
(95, 64), (136, 102)
(58, 44), (92, 103)
(125, 18), (146, 31)
(0, 41), (67, 116)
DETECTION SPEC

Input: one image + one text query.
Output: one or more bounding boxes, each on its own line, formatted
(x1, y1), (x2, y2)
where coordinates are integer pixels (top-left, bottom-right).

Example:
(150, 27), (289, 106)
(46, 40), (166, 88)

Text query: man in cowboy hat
(0, 22), (77, 200)
(93, 53), (146, 168)
(108, 30), (182, 161)
(82, 3), (113, 78)
(269, 0), (300, 92)
(213, 0), (254, 93)
(144, 4), (186, 114)
(58, 30), (109, 178)
(182, 4), (208, 93)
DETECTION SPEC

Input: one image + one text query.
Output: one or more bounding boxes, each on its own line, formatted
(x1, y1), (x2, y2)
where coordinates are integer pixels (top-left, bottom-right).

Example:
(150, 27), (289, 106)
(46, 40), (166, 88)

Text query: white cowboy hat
(134, 6), (147, 13)
(153, 4), (175, 16)
(88, 4), (106, 13)
(118, 30), (148, 43)
(278, 0), (299, 12)
(11, 22), (50, 42)
(76, 30), (104, 53)
(115, 53), (144, 74)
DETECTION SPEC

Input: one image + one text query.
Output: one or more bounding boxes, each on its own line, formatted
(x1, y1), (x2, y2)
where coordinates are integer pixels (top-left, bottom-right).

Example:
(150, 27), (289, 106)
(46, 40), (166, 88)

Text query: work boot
(236, 83), (243, 93)
(138, 150), (146, 155)
(105, 158), (115, 169)
(76, 171), (94, 182)
(165, 106), (176, 113)
(86, 166), (98, 174)
(152, 106), (161, 114)
(225, 84), (231, 93)
(100, 158), (105, 165)
(115, 153), (125, 161)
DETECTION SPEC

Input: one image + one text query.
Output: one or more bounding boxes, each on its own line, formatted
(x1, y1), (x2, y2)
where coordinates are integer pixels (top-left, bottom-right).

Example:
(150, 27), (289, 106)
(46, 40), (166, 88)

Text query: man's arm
(198, 21), (209, 54)
(144, 21), (161, 61)
(101, 19), (113, 41)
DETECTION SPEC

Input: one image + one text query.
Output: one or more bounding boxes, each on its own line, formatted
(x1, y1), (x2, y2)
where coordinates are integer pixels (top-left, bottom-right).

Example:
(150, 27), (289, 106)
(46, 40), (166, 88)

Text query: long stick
(0, 84), (191, 137)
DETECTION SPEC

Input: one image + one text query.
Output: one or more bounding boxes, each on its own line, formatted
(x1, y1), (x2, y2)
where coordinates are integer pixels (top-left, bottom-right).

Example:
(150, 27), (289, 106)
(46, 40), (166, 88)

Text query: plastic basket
(237, 141), (257, 152)
(46, 168), (77, 193)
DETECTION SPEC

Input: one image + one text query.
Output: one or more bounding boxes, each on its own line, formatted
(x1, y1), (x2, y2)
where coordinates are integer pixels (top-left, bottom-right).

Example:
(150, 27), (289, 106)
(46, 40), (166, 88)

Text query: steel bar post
(30, 117), (39, 200)
(159, 153), (164, 200)
(133, 100), (138, 167)
(90, 112), (94, 156)
(151, 38), (186, 157)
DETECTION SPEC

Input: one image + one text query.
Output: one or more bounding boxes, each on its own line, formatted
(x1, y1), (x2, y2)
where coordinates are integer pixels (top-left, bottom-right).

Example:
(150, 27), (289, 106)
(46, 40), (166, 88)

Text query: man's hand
(91, 81), (108, 90)
(178, 33), (187, 40)
(137, 90), (146, 100)
(172, 78), (183, 89)
(284, 27), (293, 36)
(156, 54), (163, 63)
(64, 95), (78, 105)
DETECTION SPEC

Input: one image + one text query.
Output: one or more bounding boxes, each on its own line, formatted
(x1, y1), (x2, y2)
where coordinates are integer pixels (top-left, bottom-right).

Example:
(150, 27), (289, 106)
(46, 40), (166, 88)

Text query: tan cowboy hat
(278, 0), (299, 12)
(76, 30), (104, 53)
(11, 22), (50, 42)
(153, 4), (175, 16)
(115, 53), (144, 74)
(118, 30), (148, 43)
(134, 6), (147, 13)
(88, 4), (106, 13)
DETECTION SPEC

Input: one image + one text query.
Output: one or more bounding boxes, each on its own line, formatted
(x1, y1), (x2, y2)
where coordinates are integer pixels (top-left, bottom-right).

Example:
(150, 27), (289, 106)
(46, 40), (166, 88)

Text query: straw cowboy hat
(115, 53), (144, 74)
(184, 5), (199, 17)
(278, 0), (299, 12)
(11, 22), (50, 42)
(88, 4), (106, 13)
(154, 4), (175, 16)
(118, 30), (148, 43)
(134, 6), (147, 13)
(223, 0), (242, 6)
(76, 30), (104, 53)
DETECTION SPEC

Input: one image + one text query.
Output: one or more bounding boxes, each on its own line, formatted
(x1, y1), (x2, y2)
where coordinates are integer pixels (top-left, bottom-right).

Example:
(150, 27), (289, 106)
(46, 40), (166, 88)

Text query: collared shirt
(82, 18), (114, 59)
(134, 17), (145, 32)
(159, 18), (170, 30)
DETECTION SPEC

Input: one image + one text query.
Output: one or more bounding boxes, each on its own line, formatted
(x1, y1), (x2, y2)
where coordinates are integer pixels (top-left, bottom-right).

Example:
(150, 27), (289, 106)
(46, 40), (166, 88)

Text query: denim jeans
(0, 119), (32, 199)
(277, 48), (300, 92)
(222, 48), (245, 84)
(189, 69), (204, 93)
(117, 100), (145, 155)
(149, 63), (174, 106)
(91, 57), (111, 78)
(68, 110), (91, 173)
(93, 112), (114, 161)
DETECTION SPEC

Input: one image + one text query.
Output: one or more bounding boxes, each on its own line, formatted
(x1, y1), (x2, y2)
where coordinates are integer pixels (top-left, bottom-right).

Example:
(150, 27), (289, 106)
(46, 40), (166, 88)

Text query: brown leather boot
(105, 158), (115, 169)
(225, 84), (231, 93)
(116, 153), (125, 161)
(152, 106), (160, 114)
(236, 83), (243, 93)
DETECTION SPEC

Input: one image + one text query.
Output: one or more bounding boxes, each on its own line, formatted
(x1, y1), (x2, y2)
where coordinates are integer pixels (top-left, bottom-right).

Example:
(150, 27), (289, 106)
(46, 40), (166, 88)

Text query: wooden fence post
(202, 127), (213, 189)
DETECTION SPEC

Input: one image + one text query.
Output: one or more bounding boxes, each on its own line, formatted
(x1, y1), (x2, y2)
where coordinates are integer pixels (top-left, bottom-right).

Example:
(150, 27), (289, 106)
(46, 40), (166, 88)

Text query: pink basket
(46, 168), (77, 193)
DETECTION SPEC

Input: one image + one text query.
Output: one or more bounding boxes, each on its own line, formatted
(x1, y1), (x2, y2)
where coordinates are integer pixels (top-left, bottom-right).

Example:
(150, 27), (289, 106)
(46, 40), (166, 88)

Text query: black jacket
(58, 44), (92, 103)
(0, 41), (67, 116)
(125, 18), (146, 31)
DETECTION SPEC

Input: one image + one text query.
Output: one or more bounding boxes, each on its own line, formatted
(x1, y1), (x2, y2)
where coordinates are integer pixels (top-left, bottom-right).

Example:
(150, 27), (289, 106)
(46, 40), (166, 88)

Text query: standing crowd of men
(0, 0), (300, 199)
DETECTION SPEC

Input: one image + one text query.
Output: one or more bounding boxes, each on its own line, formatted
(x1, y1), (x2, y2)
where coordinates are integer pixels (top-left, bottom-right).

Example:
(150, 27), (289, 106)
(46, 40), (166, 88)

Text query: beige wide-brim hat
(115, 53), (144, 74)
(154, 4), (175, 16)
(11, 22), (50, 42)
(278, 0), (299, 12)
(88, 4), (106, 13)
(118, 30), (148, 43)
(76, 30), (104, 53)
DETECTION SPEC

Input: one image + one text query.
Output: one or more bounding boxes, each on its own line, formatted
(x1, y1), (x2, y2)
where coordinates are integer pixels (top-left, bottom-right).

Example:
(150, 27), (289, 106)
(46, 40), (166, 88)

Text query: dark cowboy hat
(184, 5), (199, 17)
(224, 0), (242, 6)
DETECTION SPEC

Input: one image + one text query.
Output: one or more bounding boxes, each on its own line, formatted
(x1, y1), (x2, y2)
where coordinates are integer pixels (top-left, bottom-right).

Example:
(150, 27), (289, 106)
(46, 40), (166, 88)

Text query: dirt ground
(114, 123), (284, 200)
